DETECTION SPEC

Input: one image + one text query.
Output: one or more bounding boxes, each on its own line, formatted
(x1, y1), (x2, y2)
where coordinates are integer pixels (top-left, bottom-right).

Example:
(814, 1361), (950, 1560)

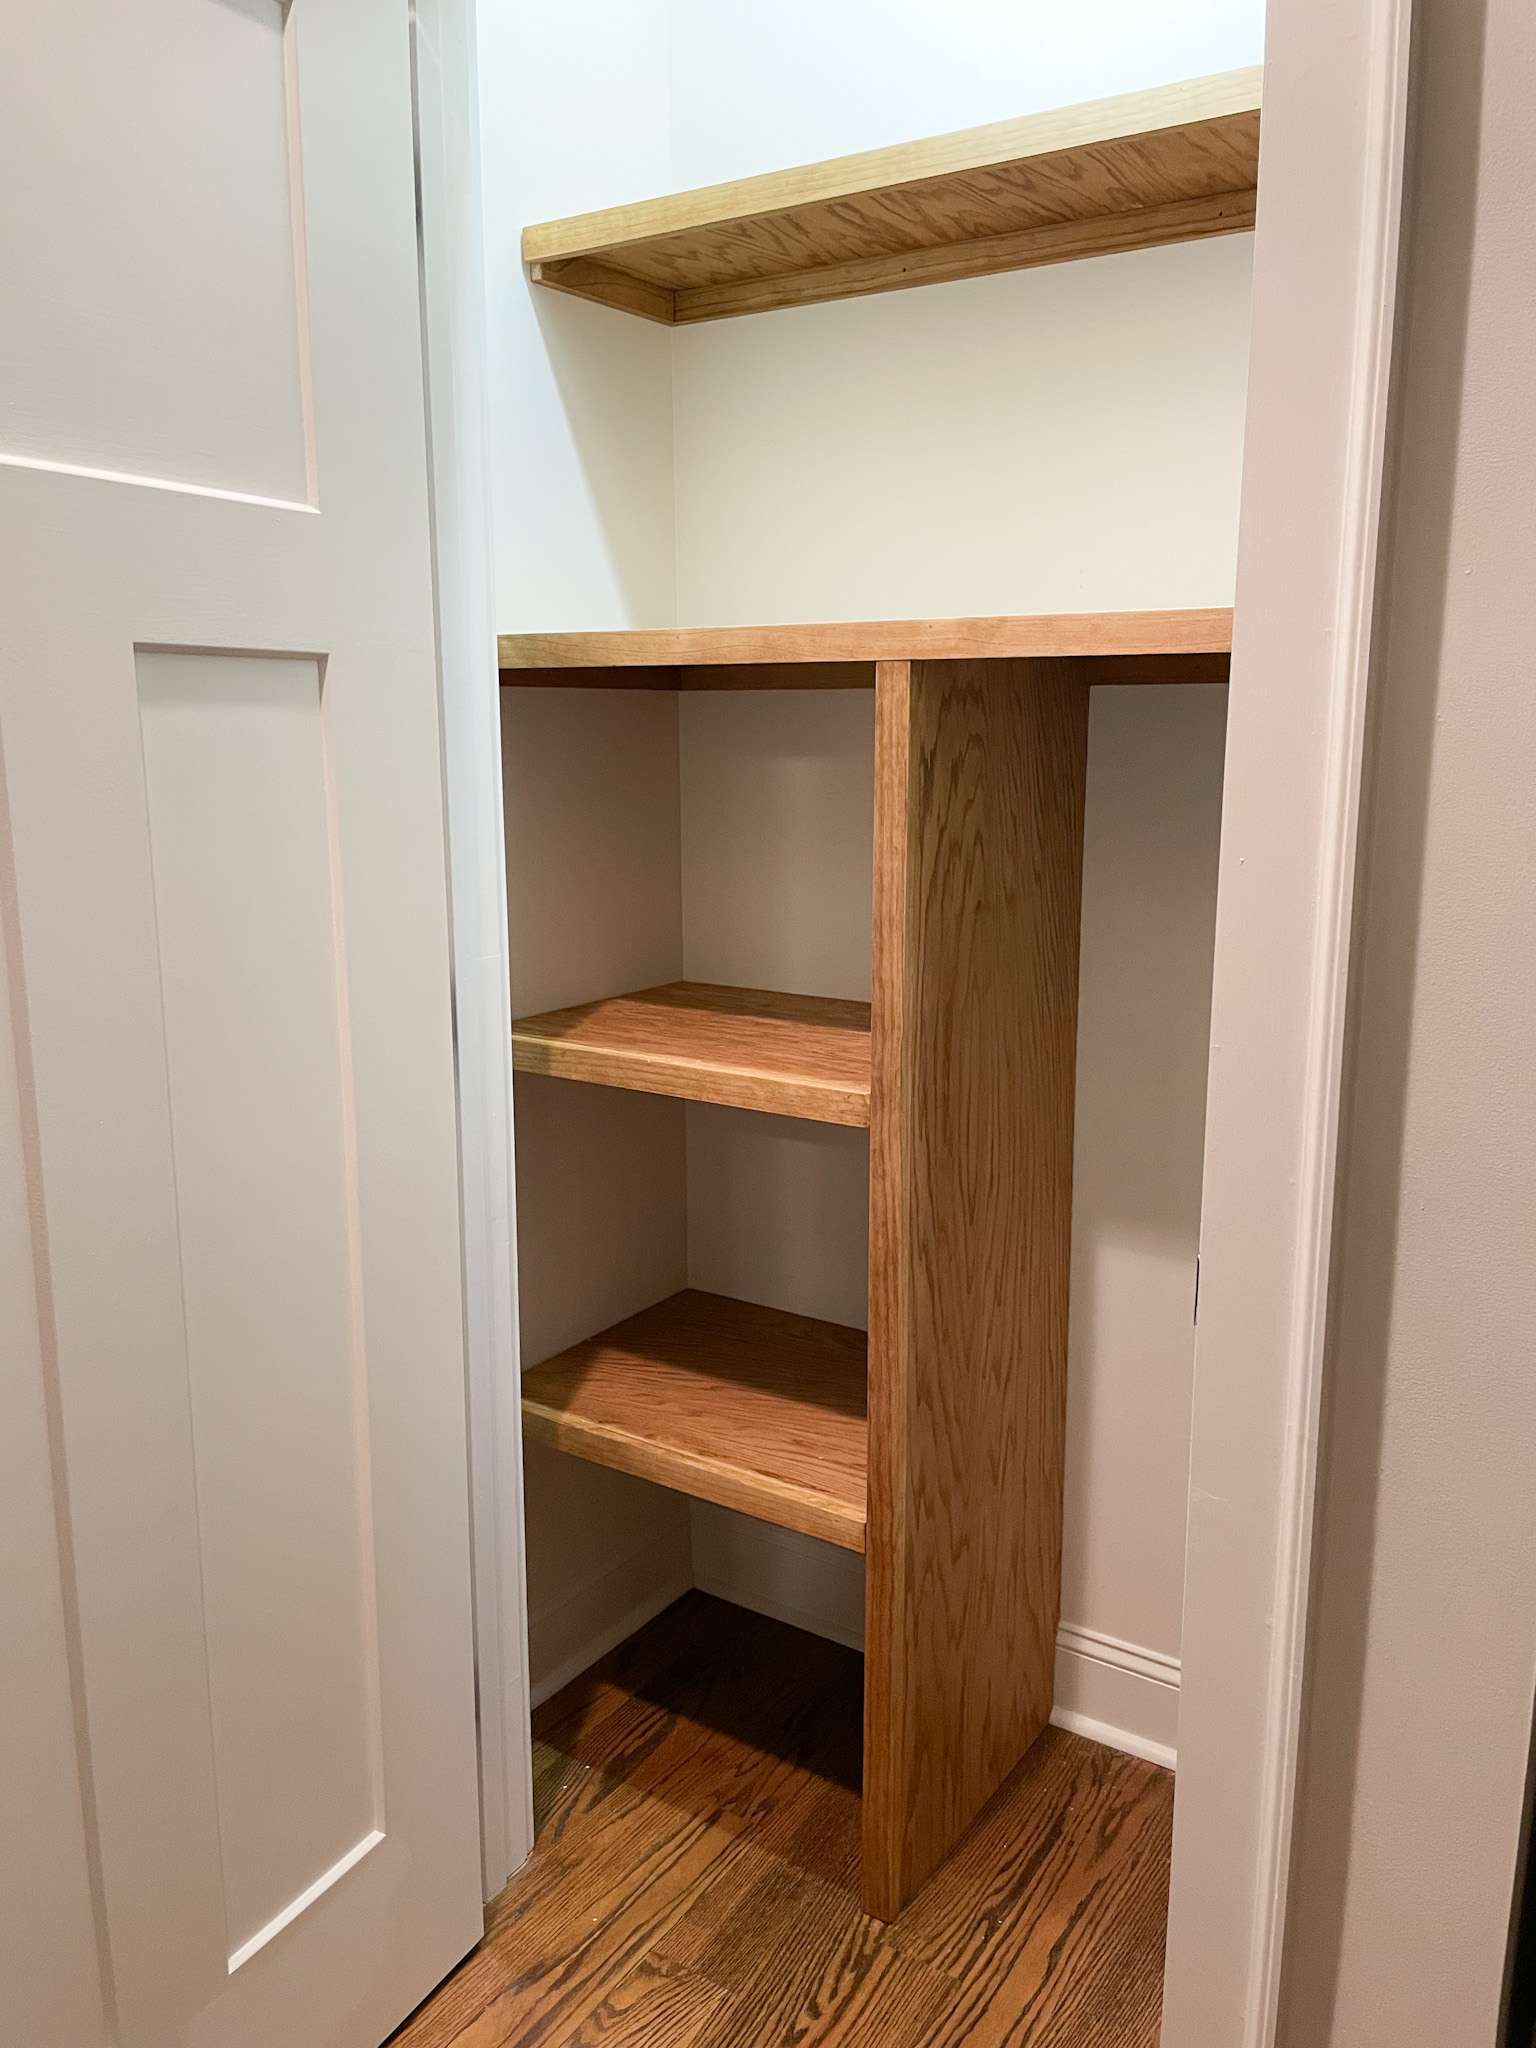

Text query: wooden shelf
(499, 607), (1233, 689)
(511, 981), (871, 1126)
(524, 70), (1260, 326)
(522, 1289), (868, 1551)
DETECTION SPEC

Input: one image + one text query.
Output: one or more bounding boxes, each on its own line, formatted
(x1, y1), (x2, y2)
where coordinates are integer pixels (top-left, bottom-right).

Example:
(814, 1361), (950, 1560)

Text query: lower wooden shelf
(521, 1289), (868, 1552)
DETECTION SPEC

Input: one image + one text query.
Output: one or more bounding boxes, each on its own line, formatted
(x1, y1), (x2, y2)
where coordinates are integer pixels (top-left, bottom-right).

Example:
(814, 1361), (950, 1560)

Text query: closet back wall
(480, 0), (1262, 1756)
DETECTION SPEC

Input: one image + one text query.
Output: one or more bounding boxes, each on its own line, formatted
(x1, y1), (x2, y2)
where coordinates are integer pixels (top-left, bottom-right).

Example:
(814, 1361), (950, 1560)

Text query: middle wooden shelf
(521, 1288), (869, 1552)
(511, 979), (872, 1126)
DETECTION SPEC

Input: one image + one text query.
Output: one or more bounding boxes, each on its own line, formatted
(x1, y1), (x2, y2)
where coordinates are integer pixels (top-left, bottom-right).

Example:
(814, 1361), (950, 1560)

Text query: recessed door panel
(0, 0), (312, 504)
(137, 651), (381, 1969)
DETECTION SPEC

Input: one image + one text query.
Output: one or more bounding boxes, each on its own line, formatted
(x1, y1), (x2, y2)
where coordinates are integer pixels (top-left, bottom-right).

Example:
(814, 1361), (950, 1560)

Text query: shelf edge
(521, 68), (1262, 266)
(521, 1394), (867, 1552)
(511, 1032), (871, 1127)
(498, 607), (1234, 672)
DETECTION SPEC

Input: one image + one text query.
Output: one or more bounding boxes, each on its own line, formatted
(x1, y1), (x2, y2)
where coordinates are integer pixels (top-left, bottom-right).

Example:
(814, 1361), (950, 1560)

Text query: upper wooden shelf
(513, 981), (871, 1126)
(499, 607), (1233, 689)
(522, 1289), (868, 1551)
(523, 70), (1261, 326)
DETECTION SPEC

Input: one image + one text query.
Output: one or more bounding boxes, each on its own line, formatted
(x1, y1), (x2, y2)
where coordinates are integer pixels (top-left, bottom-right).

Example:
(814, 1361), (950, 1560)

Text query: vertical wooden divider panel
(865, 659), (914, 1920)
(863, 656), (1090, 1920)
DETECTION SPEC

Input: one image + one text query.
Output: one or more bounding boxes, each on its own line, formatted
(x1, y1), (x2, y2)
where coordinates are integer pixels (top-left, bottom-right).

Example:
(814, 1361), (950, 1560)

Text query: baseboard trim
(1056, 1620), (1182, 1691)
(1054, 1618), (1180, 1770)
(1050, 1705), (1178, 1773)
(529, 1573), (691, 1709)
(527, 1551), (1183, 1770)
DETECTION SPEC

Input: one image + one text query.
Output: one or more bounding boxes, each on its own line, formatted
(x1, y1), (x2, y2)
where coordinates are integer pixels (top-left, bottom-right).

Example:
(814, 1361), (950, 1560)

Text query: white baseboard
(1053, 1620), (1180, 1770)
(527, 1530), (691, 1710)
(1049, 1704), (1176, 1772)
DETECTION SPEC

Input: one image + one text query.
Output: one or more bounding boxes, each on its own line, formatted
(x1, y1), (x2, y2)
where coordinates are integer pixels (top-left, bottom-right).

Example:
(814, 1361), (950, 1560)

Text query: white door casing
(1161, 0), (1412, 2040)
(411, 0), (536, 1900)
(0, 4), (483, 2045)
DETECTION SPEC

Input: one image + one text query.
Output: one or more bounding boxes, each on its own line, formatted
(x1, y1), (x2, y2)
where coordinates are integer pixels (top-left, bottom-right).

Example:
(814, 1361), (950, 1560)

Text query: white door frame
(1162, 0), (1413, 2040)
(411, 0), (533, 1898)
(414, 8), (1416, 2030)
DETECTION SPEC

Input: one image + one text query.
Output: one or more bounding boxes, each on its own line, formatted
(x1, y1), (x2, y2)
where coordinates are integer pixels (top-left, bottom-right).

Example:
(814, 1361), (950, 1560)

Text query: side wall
(476, 0), (676, 631)
(501, 689), (693, 1701)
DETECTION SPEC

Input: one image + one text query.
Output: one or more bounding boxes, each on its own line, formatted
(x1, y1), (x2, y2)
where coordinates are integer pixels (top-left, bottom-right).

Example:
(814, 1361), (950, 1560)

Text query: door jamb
(411, 0), (534, 1899)
(1162, 0), (1412, 2039)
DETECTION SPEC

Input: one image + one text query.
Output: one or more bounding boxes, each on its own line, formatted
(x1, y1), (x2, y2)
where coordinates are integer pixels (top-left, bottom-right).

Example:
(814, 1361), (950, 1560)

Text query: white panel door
(0, 4), (483, 2046)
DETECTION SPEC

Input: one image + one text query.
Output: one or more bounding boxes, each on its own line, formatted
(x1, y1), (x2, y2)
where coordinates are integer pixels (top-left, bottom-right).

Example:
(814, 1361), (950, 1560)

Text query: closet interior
(498, 66), (1257, 1921)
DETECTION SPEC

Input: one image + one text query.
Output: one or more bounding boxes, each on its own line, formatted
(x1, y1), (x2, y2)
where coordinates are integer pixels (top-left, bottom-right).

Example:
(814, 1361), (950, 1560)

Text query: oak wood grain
(863, 659), (913, 1922)
(511, 982), (872, 1127)
(892, 1736), (1174, 2048)
(522, 70), (1260, 323)
(392, 1594), (1176, 2048)
(427, 1793), (745, 2048)
(668, 1863), (954, 2048)
(863, 657), (1091, 1919)
(556, 1958), (729, 2048)
(522, 1291), (868, 1551)
(524, 255), (677, 324)
(497, 607), (1232, 674)
(664, 189), (1255, 323)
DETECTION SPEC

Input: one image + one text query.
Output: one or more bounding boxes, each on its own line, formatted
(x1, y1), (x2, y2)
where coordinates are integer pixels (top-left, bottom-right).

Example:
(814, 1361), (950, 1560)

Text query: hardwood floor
(389, 1594), (1174, 2048)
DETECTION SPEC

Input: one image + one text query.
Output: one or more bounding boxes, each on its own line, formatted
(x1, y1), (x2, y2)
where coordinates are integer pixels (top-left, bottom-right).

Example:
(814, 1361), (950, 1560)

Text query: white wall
(673, 239), (1252, 626)
(482, 0), (1258, 1756)
(480, 0), (1264, 636)
(476, 0), (675, 631)
(1059, 684), (1227, 1759)
(665, 0), (1265, 185)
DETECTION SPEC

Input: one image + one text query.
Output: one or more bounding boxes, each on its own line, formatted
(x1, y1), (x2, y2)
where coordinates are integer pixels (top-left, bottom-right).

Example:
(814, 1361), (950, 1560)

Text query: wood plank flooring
(389, 1594), (1174, 2048)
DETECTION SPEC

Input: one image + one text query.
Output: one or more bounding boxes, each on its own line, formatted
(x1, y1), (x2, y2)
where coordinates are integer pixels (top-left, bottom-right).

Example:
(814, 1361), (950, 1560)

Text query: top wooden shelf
(523, 70), (1261, 326)
(499, 607), (1232, 689)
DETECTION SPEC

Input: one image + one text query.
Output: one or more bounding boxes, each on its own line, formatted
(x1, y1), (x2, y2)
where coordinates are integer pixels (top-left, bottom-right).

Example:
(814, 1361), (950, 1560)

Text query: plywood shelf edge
(499, 607), (1234, 682)
(523, 69), (1261, 325)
